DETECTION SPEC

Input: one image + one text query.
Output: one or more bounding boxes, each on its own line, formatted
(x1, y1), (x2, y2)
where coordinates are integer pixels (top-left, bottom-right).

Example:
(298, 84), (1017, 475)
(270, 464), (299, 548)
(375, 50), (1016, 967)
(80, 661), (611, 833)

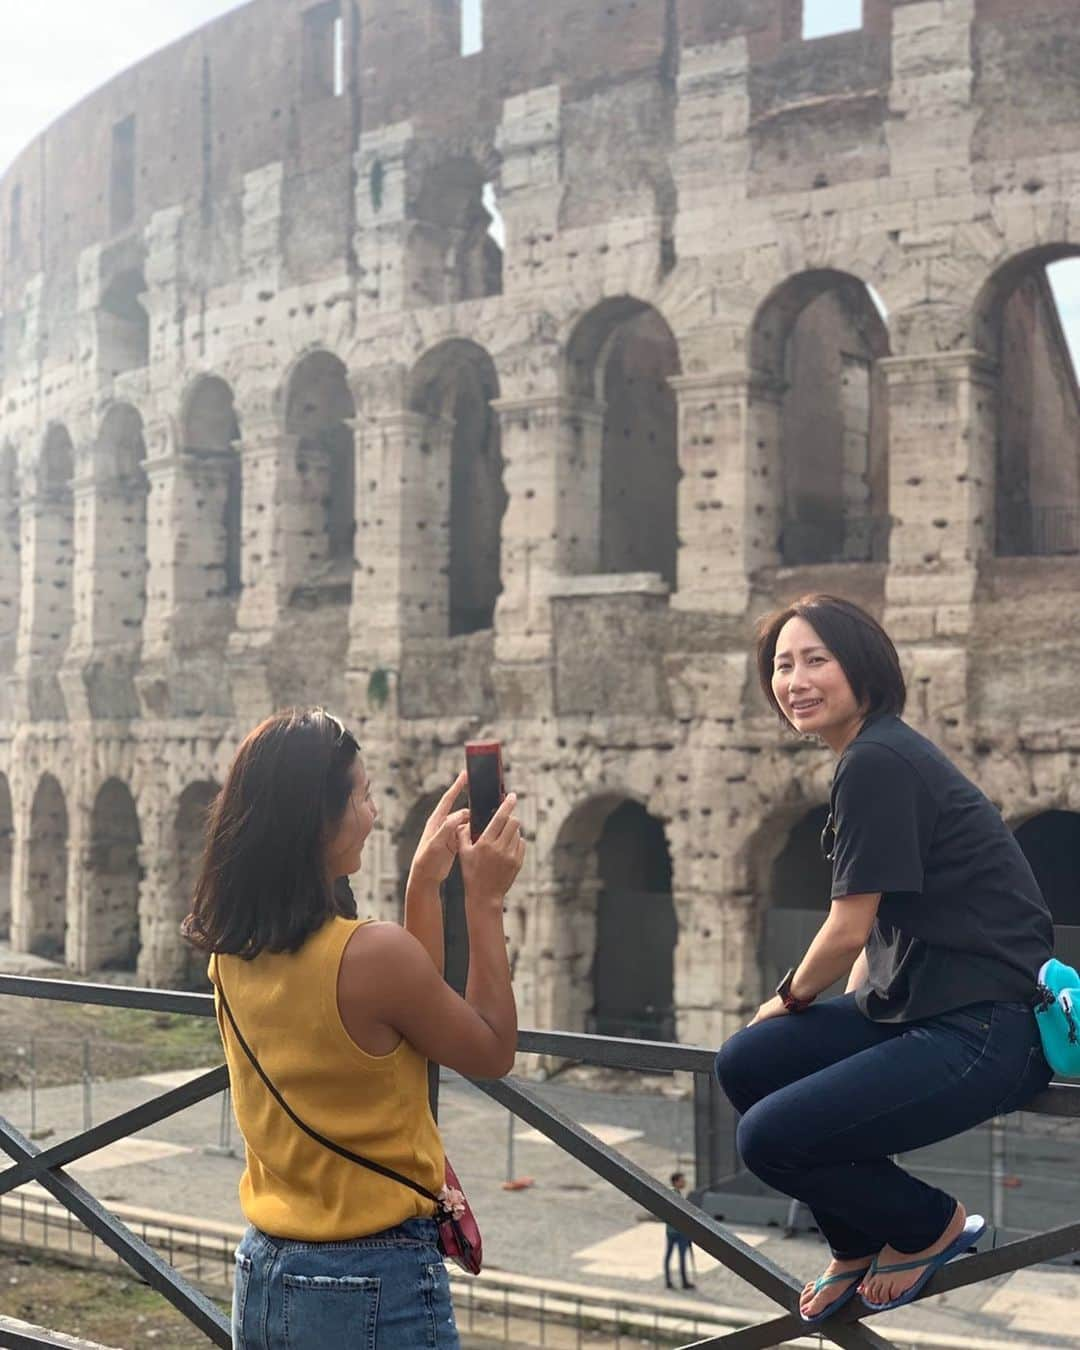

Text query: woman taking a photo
(716, 595), (1053, 1325)
(183, 707), (524, 1349)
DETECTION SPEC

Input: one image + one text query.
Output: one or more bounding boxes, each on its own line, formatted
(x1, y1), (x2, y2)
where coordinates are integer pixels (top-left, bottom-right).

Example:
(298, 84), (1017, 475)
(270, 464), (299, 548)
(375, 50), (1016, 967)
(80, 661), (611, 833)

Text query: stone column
(491, 394), (604, 680)
(495, 86), (562, 293)
(670, 371), (784, 616)
(138, 426), (236, 718)
(228, 416), (321, 722)
(137, 808), (182, 987)
(14, 481), (74, 722)
(354, 122), (415, 314)
(0, 464), (20, 722)
(882, 351), (998, 640)
(346, 410), (453, 713)
(61, 463), (145, 721)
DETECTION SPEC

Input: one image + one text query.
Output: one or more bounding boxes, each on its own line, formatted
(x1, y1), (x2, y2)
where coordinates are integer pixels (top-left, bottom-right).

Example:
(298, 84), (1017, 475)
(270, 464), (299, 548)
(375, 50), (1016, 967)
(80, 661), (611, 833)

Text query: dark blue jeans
(715, 995), (1051, 1259)
(232, 1218), (459, 1349)
(664, 1228), (692, 1285)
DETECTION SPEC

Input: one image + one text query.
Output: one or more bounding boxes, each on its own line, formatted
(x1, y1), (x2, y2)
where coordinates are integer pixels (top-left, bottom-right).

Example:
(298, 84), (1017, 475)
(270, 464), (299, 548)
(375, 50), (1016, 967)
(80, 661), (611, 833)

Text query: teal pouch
(1034, 959), (1080, 1079)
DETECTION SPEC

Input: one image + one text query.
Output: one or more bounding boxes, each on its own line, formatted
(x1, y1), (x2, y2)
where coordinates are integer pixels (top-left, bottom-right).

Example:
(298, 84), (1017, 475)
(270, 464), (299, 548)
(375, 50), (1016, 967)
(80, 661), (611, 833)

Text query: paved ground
(0, 1063), (1077, 1348)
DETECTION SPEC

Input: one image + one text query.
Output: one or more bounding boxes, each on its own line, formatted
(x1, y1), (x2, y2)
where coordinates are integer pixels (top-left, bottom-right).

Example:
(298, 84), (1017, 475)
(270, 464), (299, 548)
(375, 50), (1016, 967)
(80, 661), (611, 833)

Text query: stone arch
(396, 791), (468, 991)
(27, 773), (69, 960)
(408, 339), (505, 634)
(283, 350), (357, 591)
(1014, 811), (1080, 967)
(87, 779), (142, 971)
(26, 425), (75, 719)
(0, 773), (12, 940)
(93, 403), (148, 645)
(565, 298), (681, 589)
(548, 792), (677, 1037)
(972, 246), (1080, 558)
(172, 781), (219, 988)
(406, 157), (502, 306)
(752, 269), (891, 565)
(180, 375), (242, 596)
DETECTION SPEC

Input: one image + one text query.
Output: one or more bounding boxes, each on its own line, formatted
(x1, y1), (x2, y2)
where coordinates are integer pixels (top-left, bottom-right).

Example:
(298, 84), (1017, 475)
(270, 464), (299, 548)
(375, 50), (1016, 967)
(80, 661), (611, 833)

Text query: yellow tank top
(210, 917), (443, 1240)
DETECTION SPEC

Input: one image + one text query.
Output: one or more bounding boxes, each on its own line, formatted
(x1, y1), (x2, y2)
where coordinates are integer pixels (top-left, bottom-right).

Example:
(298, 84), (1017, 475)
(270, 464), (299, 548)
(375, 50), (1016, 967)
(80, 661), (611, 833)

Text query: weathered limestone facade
(1, 0), (1079, 1040)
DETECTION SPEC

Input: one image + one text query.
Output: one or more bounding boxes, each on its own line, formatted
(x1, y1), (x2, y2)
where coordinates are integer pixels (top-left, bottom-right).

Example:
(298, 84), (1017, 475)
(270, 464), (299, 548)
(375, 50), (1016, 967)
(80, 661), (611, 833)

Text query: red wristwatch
(776, 967), (814, 1013)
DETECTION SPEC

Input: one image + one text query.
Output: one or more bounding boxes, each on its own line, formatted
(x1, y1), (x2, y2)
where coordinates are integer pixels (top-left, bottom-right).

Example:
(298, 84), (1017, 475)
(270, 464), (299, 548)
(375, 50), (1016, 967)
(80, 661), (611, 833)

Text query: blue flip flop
(799, 1264), (873, 1326)
(861, 1215), (986, 1313)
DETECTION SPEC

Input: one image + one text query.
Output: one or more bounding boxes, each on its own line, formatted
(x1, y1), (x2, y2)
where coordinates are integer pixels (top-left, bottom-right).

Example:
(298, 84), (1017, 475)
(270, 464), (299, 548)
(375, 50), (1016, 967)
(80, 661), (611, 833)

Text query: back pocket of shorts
(282, 1273), (380, 1350)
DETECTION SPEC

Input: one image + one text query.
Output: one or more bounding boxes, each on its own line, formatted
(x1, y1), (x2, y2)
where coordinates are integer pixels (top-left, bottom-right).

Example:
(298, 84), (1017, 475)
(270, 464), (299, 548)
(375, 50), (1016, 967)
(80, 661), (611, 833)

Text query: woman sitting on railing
(715, 595), (1054, 1325)
(182, 708), (524, 1350)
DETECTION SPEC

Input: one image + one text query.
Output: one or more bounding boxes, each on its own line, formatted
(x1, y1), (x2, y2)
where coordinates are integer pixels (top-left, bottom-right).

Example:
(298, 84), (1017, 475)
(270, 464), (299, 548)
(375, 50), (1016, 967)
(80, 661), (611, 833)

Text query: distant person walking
(183, 708), (525, 1349)
(663, 1172), (695, 1290)
(715, 596), (1053, 1326)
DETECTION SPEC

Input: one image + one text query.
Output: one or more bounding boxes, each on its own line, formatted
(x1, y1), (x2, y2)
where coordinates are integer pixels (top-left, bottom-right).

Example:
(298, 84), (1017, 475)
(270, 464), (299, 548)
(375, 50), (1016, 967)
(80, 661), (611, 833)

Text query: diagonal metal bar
(679, 1312), (900, 1350)
(475, 1077), (896, 1350)
(0, 1066), (228, 1197)
(920, 1221), (1080, 1293)
(0, 1116), (230, 1348)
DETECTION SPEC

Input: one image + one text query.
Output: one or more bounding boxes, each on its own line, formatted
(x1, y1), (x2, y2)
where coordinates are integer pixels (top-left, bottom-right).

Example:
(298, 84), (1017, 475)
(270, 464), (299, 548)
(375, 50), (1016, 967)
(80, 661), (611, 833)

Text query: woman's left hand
(408, 771), (470, 889)
(748, 995), (791, 1027)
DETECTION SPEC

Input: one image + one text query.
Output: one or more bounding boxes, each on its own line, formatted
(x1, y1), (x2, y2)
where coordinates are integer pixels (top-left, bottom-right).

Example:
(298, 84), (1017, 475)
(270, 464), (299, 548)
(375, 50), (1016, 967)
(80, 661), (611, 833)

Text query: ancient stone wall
(0, 0), (1079, 1044)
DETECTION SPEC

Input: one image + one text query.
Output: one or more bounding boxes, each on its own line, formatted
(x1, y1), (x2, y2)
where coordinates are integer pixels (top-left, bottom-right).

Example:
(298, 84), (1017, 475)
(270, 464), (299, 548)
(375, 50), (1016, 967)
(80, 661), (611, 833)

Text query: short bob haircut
(182, 707), (361, 960)
(755, 594), (906, 728)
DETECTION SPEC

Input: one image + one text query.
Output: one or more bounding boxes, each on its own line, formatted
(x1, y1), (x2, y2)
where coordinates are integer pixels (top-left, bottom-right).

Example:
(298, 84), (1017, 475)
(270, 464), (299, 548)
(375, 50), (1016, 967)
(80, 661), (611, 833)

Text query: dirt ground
(0, 982), (223, 1091)
(0, 1247), (226, 1348)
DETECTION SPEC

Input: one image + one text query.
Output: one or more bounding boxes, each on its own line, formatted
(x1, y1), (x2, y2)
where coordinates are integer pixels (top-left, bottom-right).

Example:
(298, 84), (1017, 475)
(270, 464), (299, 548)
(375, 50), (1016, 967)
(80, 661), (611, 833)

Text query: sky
(0, 0), (1077, 371)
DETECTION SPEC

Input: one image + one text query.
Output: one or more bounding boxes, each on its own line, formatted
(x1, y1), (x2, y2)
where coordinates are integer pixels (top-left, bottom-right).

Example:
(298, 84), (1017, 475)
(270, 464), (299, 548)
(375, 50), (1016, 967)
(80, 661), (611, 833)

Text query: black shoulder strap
(214, 957), (438, 1206)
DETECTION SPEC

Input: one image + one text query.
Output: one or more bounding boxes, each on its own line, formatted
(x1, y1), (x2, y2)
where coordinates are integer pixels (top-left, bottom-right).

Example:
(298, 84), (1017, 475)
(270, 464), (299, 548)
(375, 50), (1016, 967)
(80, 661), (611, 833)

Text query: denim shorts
(232, 1217), (460, 1349)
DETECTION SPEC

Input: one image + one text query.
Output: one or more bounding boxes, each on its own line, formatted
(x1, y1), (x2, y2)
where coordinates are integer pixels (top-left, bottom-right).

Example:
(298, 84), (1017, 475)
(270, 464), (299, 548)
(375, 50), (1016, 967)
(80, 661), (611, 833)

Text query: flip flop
(799, 1264), (873, 1326)
(860, 1215), (986, 1313)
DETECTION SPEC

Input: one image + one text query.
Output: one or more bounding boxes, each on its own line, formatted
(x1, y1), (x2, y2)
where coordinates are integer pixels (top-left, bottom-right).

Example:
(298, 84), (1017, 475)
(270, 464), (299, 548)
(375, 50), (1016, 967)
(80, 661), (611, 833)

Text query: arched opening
(28, 425), (75, 718)
(284, 351), (357, 598)
(975, 248), (1080, 558)
(174, 782), (219, 989)
(28, 774), (69, 961)
(98, 269), (149, 377)
(180, 376), (242, 597)
(567, 299), (681, 589)
(94, 404), (147, 645)
(406, 158), (503, 306)
(753, 271), (890, 565)
(88, 780), (142, 972)
(759, 804), (842, 998)
(1015, 810), (1080, 967)
(408, 340), (505, 635)
(550, 794), (676, 1037)
(396, 793), (468, 992)
(0, 774), (12, 940)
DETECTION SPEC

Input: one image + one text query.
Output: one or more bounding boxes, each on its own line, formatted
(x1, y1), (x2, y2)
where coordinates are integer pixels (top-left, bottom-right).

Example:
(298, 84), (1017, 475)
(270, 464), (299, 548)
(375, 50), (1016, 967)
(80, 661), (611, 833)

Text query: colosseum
(0, 0), (1078, 1045)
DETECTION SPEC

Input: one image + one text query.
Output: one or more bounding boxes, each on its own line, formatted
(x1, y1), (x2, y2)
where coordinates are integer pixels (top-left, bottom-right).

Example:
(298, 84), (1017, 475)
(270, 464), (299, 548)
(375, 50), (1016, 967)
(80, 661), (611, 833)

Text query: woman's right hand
(456, 792), (525, 907)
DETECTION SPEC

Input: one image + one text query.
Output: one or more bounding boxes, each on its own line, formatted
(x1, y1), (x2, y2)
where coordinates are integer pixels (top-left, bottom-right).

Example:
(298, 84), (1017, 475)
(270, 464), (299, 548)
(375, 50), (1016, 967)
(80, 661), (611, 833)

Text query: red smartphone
(465, 741), (505, 843)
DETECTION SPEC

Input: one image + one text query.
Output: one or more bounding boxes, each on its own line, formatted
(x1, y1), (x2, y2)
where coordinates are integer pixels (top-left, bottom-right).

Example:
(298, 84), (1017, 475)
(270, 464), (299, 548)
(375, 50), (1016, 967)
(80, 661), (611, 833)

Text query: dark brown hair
(755, 594), (906, 727)
(182, 708), (361, 959)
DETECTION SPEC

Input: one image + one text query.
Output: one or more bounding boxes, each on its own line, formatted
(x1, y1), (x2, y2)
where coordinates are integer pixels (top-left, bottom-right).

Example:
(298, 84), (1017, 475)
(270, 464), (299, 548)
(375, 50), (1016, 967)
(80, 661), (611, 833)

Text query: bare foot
(799, 1254), (877, 1321)
(859, 1203), (966, 1307)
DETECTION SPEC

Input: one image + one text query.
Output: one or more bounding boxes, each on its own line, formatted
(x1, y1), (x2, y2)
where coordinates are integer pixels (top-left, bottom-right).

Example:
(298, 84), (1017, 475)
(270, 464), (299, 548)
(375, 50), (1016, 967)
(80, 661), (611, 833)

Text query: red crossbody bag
(215, 974), (483, 1275)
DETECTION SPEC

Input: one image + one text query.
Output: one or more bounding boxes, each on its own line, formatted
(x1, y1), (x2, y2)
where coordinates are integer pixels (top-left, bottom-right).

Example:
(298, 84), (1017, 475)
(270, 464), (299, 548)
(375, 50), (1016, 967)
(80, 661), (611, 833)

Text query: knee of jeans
(714, 1028), (755, 1100)
(735, 1101), (786, 1177)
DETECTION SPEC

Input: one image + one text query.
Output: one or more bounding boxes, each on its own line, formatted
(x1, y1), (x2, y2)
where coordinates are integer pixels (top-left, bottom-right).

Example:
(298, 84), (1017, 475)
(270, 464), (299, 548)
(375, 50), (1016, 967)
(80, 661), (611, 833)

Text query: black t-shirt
(829, 714), (1054, 1022)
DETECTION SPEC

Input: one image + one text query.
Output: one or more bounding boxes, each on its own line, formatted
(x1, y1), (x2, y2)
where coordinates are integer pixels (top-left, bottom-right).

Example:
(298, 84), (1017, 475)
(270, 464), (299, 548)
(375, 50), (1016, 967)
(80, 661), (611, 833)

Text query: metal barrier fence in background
(0, 974), (1076, 1350)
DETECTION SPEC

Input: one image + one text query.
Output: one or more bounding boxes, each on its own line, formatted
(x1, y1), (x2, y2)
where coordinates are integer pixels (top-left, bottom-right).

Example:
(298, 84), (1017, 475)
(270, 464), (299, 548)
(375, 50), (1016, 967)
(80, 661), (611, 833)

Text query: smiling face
(771, 615), (867, 754)
(324, 758), (378, 879)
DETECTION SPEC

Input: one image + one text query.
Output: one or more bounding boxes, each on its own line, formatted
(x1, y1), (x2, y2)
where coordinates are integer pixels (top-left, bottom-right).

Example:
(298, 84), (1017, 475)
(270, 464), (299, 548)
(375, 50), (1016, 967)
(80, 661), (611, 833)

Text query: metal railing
(0, 973), (1077, 1350)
